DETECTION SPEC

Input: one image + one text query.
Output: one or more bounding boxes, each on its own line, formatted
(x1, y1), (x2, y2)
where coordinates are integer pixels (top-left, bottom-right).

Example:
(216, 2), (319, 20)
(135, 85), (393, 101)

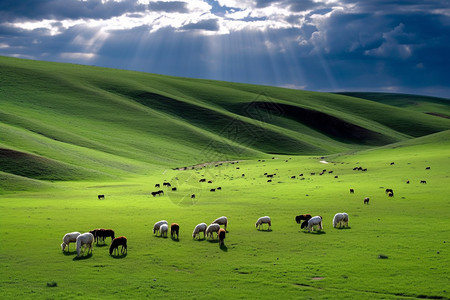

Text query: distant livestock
(295, 214), (312, 224)
(212, 216), (228, 230)
(333, 213), (349, 228)
(255, 216), (271, 230)
(385, 188), (393, 194)
(171, 223), (179, 240)
(420, 180), (427, 184)
(163, 182), (171, 187)
(160, 224), (169, 237)
(97, 195), (105, 200)
(155, 184), (160, 188)
(302, 216), (323, 232)
(191, 194), (196, 199)
(210, 188), (216, 192)
(109, 236), (127, 256)
(153, 220), (168, 235)
(192, 223), (207, 239)
(206, 224), (221, 239)
(76, 232), (94, 257)
(426, 167), (431, 170)
(199, 179), (206, 182)
(364, 197), (370, 204)
(172, 187), (177, 191)
(218, 228), (226, 246)
(350, 189), (355, 194)
(61, 232), (81, 252)
(151, 190), (164, 197)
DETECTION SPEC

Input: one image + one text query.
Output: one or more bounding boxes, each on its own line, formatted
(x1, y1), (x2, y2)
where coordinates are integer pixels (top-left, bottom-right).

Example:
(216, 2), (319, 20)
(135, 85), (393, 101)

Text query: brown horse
(171, 223), (179, 240)
(218, 228), (226, 246)
(109, 236), (127, 256)
(295, 214), (312, 224)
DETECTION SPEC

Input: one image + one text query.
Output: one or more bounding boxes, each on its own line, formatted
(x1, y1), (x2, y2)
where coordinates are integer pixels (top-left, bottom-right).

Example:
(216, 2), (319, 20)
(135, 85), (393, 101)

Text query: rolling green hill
(1, 56), (449, 189)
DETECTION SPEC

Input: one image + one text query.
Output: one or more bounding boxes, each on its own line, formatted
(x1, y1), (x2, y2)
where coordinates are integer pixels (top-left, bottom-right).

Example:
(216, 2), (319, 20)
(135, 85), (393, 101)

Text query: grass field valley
(0, 56), (449, 299)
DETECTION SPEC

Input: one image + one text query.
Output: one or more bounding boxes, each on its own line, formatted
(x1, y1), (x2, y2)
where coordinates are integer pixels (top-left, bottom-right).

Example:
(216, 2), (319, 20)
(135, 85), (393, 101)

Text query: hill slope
(1, 56), (449, 187)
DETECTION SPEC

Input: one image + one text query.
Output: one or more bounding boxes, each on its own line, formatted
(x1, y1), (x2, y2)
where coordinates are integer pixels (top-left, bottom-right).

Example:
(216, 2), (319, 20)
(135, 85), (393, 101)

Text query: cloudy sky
(1, 0), (449, 98)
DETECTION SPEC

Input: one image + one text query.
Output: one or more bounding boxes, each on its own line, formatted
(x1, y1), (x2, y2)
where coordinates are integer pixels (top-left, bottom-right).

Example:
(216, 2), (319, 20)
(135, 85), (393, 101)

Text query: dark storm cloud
(0, 0), (146, 21)
(181, 19), (219, 31)
(0, 0), (449, 98)
(148, 1), (188, 13)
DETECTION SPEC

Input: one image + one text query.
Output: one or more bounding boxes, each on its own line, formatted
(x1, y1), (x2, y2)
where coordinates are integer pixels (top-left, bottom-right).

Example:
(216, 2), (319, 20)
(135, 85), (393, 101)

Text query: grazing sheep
(255, 216), (271, 230)
(76, 232), (94, 257)
(171, 223), (179, 240)
(295, 214), (312, 224)
(333, 213), (349, 228)
(153, 220), (168, 235)
(192, 223), (207, 239)
(61, 232), (81, 252)
(206, 224), (221, 239)
(212, 216), (228, 230)
(160, 224), (169, 237)
(364, 197), (369, 204)
(109, 236), (127, 256)
(218, 228), (226, 246)
(305, 216), (323, 232)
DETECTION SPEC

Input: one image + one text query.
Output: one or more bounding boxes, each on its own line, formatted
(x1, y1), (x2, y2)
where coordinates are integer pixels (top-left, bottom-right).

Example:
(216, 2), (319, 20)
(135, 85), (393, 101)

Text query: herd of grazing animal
(62, 211), (350, 258)
(68, 159), (431, 259)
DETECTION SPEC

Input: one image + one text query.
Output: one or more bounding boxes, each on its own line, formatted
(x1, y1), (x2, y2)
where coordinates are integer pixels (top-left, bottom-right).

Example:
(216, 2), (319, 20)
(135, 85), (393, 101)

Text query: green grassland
(0, 56), (449, 299)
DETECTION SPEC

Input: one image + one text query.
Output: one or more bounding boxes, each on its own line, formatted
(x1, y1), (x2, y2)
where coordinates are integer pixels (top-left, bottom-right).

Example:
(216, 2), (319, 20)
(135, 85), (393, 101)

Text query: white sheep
(61, 231), (81, 252)
(333, 213), (349, 228)
(206, 223), (221, 239)
(255, 216), (271, 230)
(212, 216), (228, 230)
(153, 220), (168, 235)
(160, 224), (169, 237)
(192, 223), (207, 239)
(307, 216), (323, 231)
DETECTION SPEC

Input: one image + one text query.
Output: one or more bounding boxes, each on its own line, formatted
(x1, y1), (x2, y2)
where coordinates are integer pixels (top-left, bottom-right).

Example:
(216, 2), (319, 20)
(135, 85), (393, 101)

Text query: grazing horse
(420, 180), (427, 184)
(388, 191), (394, 197)
(385, 188), (393, 194)
(295, 214), (312, 224)
(163, 182), (171, 187)
(199, 179), (206, 182)
(61, 232), (81, 252)
(171, 187), (177, 191)
(76, 233), (94, 257)
(210, 188), (216, 192)
(109, 236), (127, 256)
(171, 223), (180, 240)
(350, 189), (355, 194)
(155, 184), (160, 188)
(151, 190), (164, 197)
(191, 194), (196, 199)
(97, 195), (105, 200)
(218, 228), (226, 246)
(364, 197), (370, 204)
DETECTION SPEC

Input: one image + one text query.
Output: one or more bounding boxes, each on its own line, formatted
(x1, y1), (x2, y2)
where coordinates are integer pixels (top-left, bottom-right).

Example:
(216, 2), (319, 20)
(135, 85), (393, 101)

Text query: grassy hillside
(0, 56), (449, 299)
(337, 92), (450, 118)
(1, 56), (449, 189)
(0, 131), (448, 299)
